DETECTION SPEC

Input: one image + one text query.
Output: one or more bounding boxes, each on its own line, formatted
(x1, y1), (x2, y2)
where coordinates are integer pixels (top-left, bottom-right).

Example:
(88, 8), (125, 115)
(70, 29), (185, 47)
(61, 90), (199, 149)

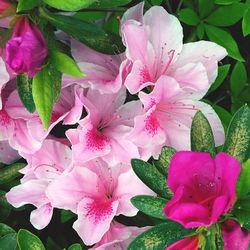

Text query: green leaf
(154, 147), (176, 176)
(40, 10), (123, 55)
(131, 195), (168, 220)
(0, 190), (11, 209)
(16, 74), (36, 113)
(128, 221), (193, 250)
(131, 159), (172, 199)
(60, 210), (77, 224)
(205, 24), (244, 61)
(223, 105), (250, 163)
(206, 3), (244, 27)
(151, 0), (163, 5)
(237, 160), (250, 199)
(213, 105), (232, 131)
(230, 62), (247, 97)
(233, 198), (250, 227)
(17, 229), (45, 250)
(0, 224), (15, 237)
(42, 0), (96, 11)
(243, 7), (250, 37)
(0, 233), (17, 250)
(74, 11), (106, 23)
(17, 0), (40, 12)
(32, 63), (62, 129)
(68, 243), (82, 250)
(89, 0), (132, 8)
(214, 0), (240, 5)
(208, 64), (230, 94)
(198, 0), (215, 18)
(191, 111), (216, 156)
(0, 163), (26, 185)
(51, 51), (85, 78)
(196, 23), (205, 39)
(179, 8), (200, 25)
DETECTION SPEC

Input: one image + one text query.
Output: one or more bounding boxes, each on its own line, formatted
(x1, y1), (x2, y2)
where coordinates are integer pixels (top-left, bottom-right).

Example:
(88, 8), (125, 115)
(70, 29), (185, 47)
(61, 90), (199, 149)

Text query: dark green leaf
(0, 190), (11, 209)
(223, 105), (250, 163)
(89, 0), (132, 8)
(42, 0), (96, 11)
(61, 210), (77, 224)
(16, 74), (36, 113)
(131, 159), (172, 199)
(17, 0), (40, 12)
(233, 198), (250, 227)
(128, 221), (193, 250)
(205, 24), (244, 61)
(17, 229), (45, 250)
(243, 7), (250, 37)
(237, 160), (250, 199)
(151, 0), (163, 5)
(213, 105), (232, 131)
(196, 23), (205, 39)
(0, 233), (17, 250)
(230, 62), (247, 97)
(74, 11), (106, 23)
(179, 8), (200, 25)
(68, 243), (82, 250)
(214, 0), (240, 5)
(191, 111), (216, 156)
(206, 3), (244, 27)
(32, 63), (62, 129)
(198, 0), (215, 18)
(131, 195), (168, 220)
(0, 224), (15, 238)
(0, 163), (26, 185)
(154, 147), (176, 176)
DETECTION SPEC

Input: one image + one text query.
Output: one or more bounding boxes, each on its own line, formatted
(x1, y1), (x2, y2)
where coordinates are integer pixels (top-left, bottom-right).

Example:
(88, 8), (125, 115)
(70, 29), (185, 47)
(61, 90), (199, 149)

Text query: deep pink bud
(5, 17), (48, 77)
(0, 0), (11, 14)
(166, 235), (199, 250)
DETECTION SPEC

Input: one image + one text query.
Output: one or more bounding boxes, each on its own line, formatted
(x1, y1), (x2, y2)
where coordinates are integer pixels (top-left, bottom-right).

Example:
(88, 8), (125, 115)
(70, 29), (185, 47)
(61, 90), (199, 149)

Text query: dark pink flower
(164, 152), (241, 228)
(0, 0), (11, 14)
(5, 17), (48, 77)
(221, 220), (250, 250)
(166, 235), (199, 250)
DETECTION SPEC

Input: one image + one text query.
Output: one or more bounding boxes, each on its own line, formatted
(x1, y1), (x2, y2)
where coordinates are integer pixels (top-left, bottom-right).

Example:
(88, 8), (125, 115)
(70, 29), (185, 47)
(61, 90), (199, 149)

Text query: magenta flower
(166, 235), (199, 250)
(221, 220), (250, 250)
(5, 17), (48, 77)
(164, 152), (241, 228)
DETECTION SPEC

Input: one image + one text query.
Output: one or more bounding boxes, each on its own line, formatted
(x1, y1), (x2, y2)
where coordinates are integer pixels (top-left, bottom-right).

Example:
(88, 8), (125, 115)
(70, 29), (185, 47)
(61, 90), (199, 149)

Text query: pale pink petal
(121, 2), (144, 24)
(0, 140), (20, 164)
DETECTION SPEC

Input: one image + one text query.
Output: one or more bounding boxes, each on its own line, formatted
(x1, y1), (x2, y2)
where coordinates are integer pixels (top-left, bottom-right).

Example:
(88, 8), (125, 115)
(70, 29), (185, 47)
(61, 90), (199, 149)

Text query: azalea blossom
(121, 3), (227, 94)
(67, 87), (142, 165)
(46, 159), (154, 245)
(6, 139), (72, 229)
(0, 140), (20, 164)
(166, 235), (199, 250)
(0, 57), (10, 109)
(164, 151), (241, 228)
(128, 76), (224, 156)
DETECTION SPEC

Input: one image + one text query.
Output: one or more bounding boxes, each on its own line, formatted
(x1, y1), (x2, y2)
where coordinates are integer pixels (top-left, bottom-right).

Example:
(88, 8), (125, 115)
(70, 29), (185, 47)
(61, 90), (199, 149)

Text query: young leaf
(205, 24), (244, 61)
(0, 163), (26, 185)
(179, 8), (200, 26)
(230, 62), (247, 97)
(242, 7), (250, 37)
(50, 51), (85, 78)
(223, 105), (250, 163)
(0, 233), (17, 250)
(154, 146), (176, 176)
(236, 160), (250, 199)
(68, 243), (82, 250)
(131, 159), (172, 199)
(16, 74), (36, 113)
(32, 63), (62, 129)
(191, 111), (216, 157)
(206, 3), (244, 27)
(127, 221), (193, 250)
(17, 229), (45, 250)
(131, 195), (168, 220)
(17, 0), (40, 12)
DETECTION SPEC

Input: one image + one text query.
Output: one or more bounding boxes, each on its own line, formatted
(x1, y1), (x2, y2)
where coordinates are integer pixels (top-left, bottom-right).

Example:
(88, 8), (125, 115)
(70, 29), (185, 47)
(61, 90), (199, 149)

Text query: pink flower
(128, 76), (224, 157)
(221, 220), (250, 250)
(164, 152), (241, 228)
(0, 140), (20, 164)
(46, 159), (154, 245)
(0, 57), (10, 109)
(5, 17), (48, 77)
(63, 39), (128, 94)
(91, 222), (149, 250)
(121, 3), (227, 94)
(166, 235), (199, 250)
(6, 139), (72, 230)
(0, 0), (11, 14)
(67, 88), (142, 165)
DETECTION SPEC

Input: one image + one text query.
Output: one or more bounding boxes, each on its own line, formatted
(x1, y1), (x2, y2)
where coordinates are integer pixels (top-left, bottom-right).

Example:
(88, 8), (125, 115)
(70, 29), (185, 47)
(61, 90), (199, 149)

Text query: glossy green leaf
(230, 62), (247, 97)
(32, 63), (62, 129)
(198, 0), (214, 18)
(196, 23), (205, 39)
(206, 3), (244, 27)
(128, 221), (193, 250)
(208, 64), (230, 94)
(237, 160), (250, 199)
(233, 198), (250, 227)
(0, 163), (26, 185)
(191, 111), (216, 156)
(205, 24), (244, 61)
(17, 229), (45, 250)
(89, 0), (132, 8)
(0, 233), (17, 250)
(179, 8), (200, 25)
(68, 243), (82, 250)
(214, 0), (240, 4)
(40, 10), (123, 55)
(243, 7), (250, 37)
(131, 159), (172, 199)
(42, 0), (96, 11)
(0, 224), (15, 238)
(154, 146), (176, 176)
(16, 74), (36, 113)
(51, 51), (85, 78)
(223, 105), (250, 163)
(131, 195), (168, 220)
(17, 0), (40, 12)
(74, 11), (106, 23)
